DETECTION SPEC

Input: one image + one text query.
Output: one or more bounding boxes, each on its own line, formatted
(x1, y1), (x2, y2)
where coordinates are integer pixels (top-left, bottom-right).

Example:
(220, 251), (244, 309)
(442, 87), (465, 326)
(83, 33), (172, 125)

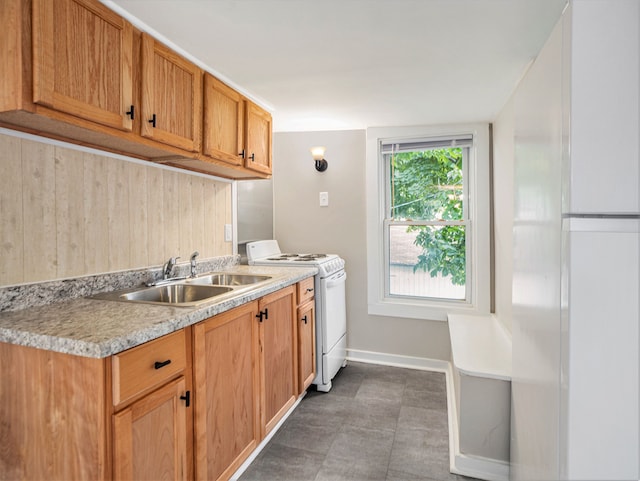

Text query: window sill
(368, 298), (485, 322)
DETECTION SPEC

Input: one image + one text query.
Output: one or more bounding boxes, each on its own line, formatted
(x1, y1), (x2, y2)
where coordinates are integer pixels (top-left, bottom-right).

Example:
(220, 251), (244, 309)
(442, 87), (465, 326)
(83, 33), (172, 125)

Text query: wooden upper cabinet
(203, 74), (244, 166)
(245, 101), (272, 175)
(141, 33), (202, 152)
(31, 0), (134, 131)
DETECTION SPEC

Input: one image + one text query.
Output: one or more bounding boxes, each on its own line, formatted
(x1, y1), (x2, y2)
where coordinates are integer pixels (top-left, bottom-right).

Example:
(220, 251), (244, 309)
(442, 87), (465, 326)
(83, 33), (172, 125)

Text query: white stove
(246, 240), (347, 392)
(246, 240), (345, 277)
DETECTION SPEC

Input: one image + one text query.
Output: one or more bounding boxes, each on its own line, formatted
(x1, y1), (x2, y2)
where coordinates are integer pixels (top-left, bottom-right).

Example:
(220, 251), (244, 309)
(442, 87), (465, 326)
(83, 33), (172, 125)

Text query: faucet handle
(190, 251), (200, 277)
(163, 256), (180, 279)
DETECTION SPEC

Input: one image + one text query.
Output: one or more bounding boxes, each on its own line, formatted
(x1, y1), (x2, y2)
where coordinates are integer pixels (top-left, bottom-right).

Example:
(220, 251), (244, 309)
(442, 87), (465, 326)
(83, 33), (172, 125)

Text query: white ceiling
(106, 0), (567, 132)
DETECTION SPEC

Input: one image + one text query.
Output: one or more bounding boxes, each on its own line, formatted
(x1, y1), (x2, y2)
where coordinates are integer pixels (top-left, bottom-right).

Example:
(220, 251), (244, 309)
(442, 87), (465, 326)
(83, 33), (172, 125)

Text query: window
(384, 137), (471, 302)
(366, 124), (490, 321)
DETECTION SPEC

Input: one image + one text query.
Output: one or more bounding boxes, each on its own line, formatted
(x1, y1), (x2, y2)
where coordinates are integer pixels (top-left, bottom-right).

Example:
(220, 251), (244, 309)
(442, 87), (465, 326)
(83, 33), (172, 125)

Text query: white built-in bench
(447, 314), (512, 481)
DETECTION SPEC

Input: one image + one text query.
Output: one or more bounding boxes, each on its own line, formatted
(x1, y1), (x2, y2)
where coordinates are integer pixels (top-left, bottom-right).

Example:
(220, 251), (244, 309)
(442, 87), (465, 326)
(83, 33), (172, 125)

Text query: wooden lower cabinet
(259, 285), (298, 435)
(297, 299), (316, 394)
(113, 376), (190, 480)
(192, 302), (261, 481)
(0, 343), (110, 481)
(0, 280), (314, 481)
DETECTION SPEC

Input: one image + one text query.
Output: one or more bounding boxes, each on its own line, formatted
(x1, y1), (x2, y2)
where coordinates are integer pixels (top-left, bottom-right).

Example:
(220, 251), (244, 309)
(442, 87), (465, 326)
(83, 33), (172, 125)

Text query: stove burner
(266, 253), (328, 261)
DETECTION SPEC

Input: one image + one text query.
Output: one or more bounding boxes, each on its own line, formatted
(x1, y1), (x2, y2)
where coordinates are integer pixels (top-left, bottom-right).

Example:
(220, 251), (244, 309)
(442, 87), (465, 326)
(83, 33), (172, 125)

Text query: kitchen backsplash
(0, 130), (233, 287)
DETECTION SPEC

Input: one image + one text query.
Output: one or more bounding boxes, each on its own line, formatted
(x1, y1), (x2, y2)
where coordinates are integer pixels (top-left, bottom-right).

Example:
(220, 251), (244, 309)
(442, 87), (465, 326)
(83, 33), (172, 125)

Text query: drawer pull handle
(154, 359), (172, 369)
(180, 391), (191, 407)
(306, 288), (314, 293)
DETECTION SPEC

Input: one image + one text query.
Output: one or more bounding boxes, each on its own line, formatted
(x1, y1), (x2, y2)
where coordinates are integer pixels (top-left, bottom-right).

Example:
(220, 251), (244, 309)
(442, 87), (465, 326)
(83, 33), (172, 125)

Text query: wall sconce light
(310, 146), (328, 172)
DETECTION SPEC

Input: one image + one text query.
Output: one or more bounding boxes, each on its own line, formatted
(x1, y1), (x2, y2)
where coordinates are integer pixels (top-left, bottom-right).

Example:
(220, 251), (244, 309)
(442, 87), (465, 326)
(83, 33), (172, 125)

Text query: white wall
(492, 98), (515, 333)
(273, 130), (452, 362)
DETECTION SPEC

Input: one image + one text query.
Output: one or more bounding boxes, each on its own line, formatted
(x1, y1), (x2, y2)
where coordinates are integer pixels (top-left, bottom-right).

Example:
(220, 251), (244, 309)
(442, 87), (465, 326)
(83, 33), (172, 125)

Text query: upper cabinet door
(140, 33), (202, 152)
(202, 74), (244, 166)
(32, 0), (134, 131)
(245, 101), (272, 175)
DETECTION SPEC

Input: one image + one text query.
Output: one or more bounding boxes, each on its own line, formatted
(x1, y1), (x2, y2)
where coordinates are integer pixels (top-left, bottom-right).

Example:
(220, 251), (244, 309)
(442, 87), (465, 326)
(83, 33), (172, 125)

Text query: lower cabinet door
(192, 302), (261, 481)
(297, 300), (316, 394)
(113, 376), (190, 481)
(260, 286), (297, 435)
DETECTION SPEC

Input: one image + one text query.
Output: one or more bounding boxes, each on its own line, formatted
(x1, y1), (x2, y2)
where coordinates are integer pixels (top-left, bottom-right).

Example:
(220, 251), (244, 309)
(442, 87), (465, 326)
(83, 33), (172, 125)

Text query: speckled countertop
(0, 265), (317, 359)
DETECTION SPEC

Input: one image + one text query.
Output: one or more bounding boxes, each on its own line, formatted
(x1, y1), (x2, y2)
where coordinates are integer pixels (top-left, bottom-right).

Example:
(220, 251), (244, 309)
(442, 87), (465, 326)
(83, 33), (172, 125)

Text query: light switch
(319, 191), (329, 207)
(224, 224), (233, 242)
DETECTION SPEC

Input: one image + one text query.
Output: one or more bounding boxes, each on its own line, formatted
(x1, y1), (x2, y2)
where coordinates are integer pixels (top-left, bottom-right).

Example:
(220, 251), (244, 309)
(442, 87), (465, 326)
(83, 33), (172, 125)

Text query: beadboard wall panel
(0, 132), (232, 286)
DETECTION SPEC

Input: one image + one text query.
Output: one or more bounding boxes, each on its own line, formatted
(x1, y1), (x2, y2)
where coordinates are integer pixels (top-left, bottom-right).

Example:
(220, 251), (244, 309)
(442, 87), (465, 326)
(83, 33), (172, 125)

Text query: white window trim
(366, 123), (491, 321)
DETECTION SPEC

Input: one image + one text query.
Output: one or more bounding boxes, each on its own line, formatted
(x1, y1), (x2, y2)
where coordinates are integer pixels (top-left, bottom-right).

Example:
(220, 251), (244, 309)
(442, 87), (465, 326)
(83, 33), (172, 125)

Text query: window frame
(383, 142), (471, 303)
(366, 123), (491, 321)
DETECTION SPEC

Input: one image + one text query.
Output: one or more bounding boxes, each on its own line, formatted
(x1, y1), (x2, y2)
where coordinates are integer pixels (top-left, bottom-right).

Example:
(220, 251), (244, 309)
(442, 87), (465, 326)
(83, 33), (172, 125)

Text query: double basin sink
(92, 273), (272, 307)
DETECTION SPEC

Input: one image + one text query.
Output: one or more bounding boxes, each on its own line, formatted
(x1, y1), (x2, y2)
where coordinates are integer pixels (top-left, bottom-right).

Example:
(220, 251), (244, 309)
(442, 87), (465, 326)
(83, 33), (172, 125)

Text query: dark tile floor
(238, 362), (477, 481)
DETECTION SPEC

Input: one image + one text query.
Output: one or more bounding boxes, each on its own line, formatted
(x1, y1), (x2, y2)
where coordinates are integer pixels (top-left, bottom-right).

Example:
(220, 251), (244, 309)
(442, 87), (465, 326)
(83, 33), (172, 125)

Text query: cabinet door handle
(239, 149), (245, 159)
(148, 113), (157, 128)
(301, 315), (308, 324)
(249, 153), (255, 162)
(125, 105), (134, 120)
(154, 359), (172, 369)
(306, 288), (314, 293)
(264, 308), (268, 320)
(180, 391), (191, 407)
(256, 311), (264, 322)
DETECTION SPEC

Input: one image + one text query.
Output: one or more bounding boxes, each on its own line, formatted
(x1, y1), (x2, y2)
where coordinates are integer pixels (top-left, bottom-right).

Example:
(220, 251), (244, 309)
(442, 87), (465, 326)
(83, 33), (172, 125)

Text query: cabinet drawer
(112, 329), (186, 407)
(297, 277), (315, 305)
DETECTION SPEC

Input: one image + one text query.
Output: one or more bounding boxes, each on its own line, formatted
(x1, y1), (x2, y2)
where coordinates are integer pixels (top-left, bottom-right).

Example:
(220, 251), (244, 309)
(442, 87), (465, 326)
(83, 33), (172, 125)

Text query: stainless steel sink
(121, 284), (232, 305)
(187, 273), (272, 286)
(92, 284), (233, 307)
(90, 272), (272, 307)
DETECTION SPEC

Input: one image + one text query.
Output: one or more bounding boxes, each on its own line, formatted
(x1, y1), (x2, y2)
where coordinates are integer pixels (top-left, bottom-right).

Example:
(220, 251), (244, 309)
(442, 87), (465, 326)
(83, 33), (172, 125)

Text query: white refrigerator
(511, 2), (639, 480)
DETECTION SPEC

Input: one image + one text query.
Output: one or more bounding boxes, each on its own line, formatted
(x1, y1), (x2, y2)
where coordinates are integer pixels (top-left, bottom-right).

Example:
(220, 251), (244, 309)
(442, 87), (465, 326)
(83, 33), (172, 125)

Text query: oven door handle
(326, 270), (347, 288)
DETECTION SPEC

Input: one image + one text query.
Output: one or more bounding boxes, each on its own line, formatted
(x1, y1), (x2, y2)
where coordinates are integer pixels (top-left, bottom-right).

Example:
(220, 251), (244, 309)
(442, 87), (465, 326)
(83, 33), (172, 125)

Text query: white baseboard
(346, 348), (450, 372)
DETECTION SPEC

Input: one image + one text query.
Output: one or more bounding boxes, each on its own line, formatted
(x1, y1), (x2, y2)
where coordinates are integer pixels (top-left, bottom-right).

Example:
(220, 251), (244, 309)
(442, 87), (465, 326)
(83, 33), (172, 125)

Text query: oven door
(320, 269), (347, 354)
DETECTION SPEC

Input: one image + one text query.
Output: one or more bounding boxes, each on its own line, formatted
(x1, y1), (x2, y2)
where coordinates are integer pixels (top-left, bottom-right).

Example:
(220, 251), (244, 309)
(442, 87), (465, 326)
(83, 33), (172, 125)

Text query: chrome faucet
(163, 256), (180, 280)
(190, 251), (199, 278)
